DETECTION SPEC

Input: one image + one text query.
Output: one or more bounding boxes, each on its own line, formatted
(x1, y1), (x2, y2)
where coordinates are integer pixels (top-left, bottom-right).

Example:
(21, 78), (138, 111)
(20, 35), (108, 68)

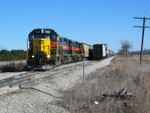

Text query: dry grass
(58, 55), (150, 113)
(0, 62), (27, 72)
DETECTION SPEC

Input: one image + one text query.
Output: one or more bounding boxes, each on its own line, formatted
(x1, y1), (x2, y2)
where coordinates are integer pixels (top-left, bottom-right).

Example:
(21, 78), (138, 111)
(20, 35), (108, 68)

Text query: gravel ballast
(0, 57), (113, 113)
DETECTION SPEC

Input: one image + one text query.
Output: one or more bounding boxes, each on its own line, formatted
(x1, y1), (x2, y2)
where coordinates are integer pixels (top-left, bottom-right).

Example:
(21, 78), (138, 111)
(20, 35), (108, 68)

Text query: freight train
(27, 28), (114, 67)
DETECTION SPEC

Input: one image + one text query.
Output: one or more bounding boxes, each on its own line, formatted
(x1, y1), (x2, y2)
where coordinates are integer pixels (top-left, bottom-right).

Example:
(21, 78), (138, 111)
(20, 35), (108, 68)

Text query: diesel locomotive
(27, 28), (85, 66)
(27, 28), (113, 67)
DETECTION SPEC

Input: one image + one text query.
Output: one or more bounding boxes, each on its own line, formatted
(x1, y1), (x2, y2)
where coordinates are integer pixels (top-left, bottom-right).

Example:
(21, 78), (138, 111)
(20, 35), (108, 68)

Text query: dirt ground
(0, 57), (113, 113)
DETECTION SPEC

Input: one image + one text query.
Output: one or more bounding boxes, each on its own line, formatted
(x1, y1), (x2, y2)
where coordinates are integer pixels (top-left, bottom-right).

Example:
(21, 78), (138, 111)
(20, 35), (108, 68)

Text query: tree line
(130, 49), (150, 55)
(117, 40), (150, 56)
(0, 49), (27, 61)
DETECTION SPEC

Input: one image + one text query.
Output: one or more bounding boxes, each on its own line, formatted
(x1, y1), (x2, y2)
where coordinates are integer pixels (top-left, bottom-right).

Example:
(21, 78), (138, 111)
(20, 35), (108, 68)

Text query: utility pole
(125, 45), (128, 58)
(82, 58), (85, 91)
(133, 17), (150, 64)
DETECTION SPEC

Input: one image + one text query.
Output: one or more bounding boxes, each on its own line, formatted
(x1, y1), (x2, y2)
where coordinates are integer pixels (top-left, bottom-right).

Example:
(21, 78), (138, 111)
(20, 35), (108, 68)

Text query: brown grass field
(0, 62), (27, 72)
(58, 55), (150, 113)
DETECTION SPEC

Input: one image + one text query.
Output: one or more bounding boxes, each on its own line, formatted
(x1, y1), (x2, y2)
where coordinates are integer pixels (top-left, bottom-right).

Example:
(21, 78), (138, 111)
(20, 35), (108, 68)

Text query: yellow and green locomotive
(27, 28), (84, 66)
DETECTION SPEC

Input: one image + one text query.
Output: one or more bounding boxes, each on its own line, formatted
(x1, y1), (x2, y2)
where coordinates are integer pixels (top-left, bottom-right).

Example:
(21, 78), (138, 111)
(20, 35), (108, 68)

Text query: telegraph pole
(82, 58), (86, 91)
(133, 17), (150, 64)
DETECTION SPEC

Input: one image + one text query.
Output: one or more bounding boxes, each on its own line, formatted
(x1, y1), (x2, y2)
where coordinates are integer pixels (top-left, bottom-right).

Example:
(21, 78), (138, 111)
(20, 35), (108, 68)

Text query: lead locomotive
(27, 28), (84, 66)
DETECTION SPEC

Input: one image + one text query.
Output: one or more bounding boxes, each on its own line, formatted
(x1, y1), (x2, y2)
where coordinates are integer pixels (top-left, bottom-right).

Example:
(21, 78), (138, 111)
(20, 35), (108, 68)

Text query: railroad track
(0, 64), (55, 93)
(0, 59), (103, 95)
(0, 60), (90, 94)
(0, 70), (40, 94)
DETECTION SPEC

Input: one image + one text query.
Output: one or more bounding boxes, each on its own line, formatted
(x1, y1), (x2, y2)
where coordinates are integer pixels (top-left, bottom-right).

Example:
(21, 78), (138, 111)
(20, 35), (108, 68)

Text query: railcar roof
(28, 28), (59, 37)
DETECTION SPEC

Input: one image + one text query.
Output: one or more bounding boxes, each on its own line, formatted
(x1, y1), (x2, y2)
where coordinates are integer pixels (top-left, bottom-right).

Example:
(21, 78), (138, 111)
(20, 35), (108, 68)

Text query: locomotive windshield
(28, 29), (58, 41)
(34, 34), (50, 39)
(29, 34), (50, 41)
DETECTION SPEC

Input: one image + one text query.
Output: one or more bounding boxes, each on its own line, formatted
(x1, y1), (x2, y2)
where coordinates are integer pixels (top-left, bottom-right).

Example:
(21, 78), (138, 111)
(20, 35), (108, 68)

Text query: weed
(58, 55), (150, 113)
(0, 62), (27, 72)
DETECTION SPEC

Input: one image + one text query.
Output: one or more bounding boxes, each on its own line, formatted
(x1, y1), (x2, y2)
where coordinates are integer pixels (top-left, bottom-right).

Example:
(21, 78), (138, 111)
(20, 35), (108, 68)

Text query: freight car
(81, 43), (93, 60)
(27, 28), (84, 67)
(108, 50), (114, 57)
(93, 44), (108, 60)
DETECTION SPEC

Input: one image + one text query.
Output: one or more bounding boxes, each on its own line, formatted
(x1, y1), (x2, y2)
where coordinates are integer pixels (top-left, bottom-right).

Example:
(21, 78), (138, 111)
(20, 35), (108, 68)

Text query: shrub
(0, 62), (27, 72)
(0, 49), (27, 61)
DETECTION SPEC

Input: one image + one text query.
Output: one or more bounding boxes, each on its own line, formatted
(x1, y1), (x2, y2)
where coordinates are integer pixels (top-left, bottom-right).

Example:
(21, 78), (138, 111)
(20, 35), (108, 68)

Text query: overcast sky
(0, 0), (150, 52)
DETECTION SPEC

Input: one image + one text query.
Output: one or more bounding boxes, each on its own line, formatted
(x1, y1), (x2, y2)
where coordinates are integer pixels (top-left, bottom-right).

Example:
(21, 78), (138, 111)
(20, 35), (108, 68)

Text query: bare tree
(120, 40), (132, 57)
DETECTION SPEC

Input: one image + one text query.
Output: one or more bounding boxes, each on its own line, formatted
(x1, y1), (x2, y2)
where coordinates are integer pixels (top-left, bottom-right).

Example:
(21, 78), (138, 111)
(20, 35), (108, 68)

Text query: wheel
(39, 58), (43, 66)
(55, 56), (61, 66)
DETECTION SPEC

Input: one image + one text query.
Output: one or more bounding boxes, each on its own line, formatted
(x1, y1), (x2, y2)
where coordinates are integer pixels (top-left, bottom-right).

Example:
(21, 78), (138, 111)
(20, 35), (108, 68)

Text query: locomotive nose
(33, 38), (51, 59)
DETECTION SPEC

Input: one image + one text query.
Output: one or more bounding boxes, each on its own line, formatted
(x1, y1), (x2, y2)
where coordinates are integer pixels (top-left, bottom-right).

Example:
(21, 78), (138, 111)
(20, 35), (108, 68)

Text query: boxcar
(93, 44), (107, 60)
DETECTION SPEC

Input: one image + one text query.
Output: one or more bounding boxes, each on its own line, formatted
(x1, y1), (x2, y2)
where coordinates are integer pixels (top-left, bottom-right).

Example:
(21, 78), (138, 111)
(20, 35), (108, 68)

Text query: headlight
(32, 55), (34, 58)
(47, 55), (50, 58)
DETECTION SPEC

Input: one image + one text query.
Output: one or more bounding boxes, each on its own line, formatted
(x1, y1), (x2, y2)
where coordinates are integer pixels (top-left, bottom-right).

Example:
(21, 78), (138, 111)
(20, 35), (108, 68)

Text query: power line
(133, 26), (150, 28)
(134, 17), (150, 19)
(133, 17), (150, 64)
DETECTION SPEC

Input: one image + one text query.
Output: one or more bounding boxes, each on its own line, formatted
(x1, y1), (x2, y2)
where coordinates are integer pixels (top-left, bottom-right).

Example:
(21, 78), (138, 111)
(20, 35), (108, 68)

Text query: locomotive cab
(27, 29), (59, 66)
